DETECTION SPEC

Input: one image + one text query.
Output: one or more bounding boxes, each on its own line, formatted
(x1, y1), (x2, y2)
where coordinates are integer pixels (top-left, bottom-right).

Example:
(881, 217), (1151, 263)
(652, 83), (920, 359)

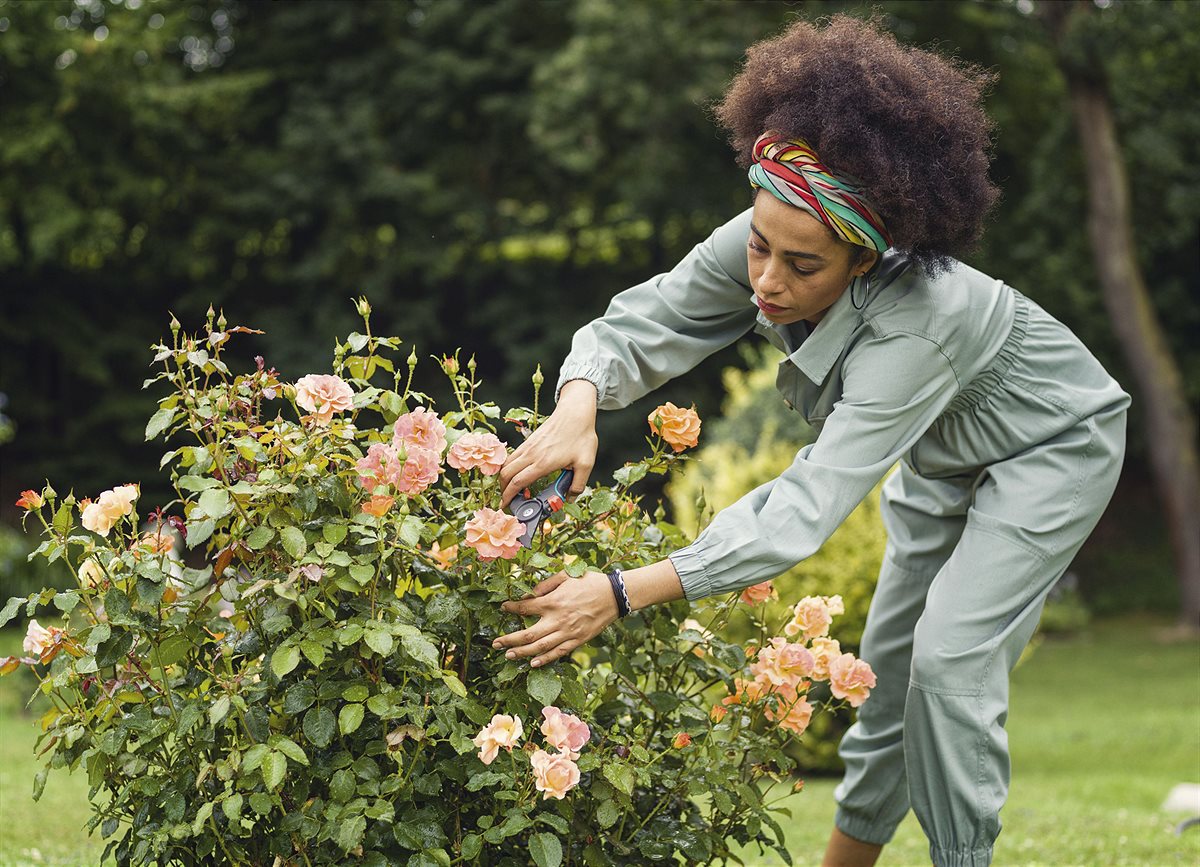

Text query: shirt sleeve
(668, 330), (962, 601)
(555, 208), (756, 409)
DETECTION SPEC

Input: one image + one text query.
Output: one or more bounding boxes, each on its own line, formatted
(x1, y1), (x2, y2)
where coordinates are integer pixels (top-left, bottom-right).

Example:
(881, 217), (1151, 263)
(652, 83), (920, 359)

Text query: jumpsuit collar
(754, 283), (862, 386)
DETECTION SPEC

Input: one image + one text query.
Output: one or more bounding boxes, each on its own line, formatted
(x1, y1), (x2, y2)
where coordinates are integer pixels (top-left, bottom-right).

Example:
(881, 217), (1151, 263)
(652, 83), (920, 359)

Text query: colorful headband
(748, 131), (892, 252)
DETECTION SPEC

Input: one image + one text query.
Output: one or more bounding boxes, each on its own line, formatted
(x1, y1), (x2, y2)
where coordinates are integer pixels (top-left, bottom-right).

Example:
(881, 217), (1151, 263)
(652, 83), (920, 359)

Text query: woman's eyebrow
(750, 222), (825, 261)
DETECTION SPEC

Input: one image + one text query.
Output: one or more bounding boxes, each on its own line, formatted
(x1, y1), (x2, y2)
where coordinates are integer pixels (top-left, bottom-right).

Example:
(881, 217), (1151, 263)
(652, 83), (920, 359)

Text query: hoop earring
(850, 272), (871, 310)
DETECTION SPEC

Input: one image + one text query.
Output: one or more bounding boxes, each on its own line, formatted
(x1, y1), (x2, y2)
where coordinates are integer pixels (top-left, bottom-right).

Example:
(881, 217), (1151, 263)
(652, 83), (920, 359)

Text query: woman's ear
(854, 249), (879, 277)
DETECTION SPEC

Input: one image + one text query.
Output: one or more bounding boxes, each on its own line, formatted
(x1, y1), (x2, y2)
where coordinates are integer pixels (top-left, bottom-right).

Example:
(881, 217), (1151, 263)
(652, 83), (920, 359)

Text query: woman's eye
(792, 265), (816, 276)
(747, 239), (766, 254)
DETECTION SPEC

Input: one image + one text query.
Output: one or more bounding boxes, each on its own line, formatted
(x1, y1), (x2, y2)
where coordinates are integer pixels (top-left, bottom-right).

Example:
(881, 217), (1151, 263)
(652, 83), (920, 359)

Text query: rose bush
(3, 303), (872, 866)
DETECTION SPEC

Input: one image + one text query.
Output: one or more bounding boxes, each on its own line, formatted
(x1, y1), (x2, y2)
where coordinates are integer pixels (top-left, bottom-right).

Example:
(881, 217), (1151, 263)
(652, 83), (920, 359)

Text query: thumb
(532, 571), (569, 597)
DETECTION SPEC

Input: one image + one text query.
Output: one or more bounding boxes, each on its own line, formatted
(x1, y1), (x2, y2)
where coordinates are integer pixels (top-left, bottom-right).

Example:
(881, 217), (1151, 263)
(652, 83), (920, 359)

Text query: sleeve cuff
(668, 544), (714, 602)
(554, 362), (606, 405)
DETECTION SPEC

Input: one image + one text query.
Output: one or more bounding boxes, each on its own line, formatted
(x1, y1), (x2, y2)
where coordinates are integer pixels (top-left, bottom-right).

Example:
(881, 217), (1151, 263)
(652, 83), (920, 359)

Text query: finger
(498, 450), (535, 499)
(531, 571), (569, 597)
(532, 638), (582, 669)
(500, 595), (548, 617)
(507, 631), (567, 661)
(492, 620), (556, 651)
(567, 458), (592, 497)
(501, 463), (554, 509)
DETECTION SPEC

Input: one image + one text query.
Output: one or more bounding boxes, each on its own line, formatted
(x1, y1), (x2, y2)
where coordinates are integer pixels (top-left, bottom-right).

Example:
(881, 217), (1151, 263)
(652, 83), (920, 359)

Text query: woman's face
(747, 191), (877, 326)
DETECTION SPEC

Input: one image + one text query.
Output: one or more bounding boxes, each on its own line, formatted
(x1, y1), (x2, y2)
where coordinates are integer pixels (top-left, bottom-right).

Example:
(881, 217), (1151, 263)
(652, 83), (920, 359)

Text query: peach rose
(134, 530), (175, 558)
(392, 407), (446, 456)
(472, 714), (524, 765)
(765, 684), (814, 736)
(428, 541), (458, 569)
(540, 706), (590, 758)
(356, 443), (401, 492)
(395, 446), (441, 495)
(361, 494), (394, 517)
(530, 749), (581, 800)
(829, 653), (877, 708)
(294, 374), (354, 425)
(722, 674), (771, 707)
(739, 580), (776, 605)
(447, 431), (508, 475)
(464, 508), (524, 561)
(16, 490), (43, 510)
(808, 637), (841, 681)
(646, 402), (701, 453)
(784, 595), (834, 641)
(23, 619), (63, 659)
(78, 558), (105, 589)
(81, 483), (139, 537)
(672, 732), (692, 749)
(751, 637), (815, 688)
(710, 704), (728, 723)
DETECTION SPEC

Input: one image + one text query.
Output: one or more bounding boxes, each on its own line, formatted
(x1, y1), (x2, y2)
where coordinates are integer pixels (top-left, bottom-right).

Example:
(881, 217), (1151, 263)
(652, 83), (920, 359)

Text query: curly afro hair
(715, 14), (998, 274)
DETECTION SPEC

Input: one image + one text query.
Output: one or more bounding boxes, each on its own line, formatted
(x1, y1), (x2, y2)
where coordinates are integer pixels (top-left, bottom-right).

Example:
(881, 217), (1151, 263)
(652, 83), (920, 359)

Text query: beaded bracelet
(606, 567), (631, 619)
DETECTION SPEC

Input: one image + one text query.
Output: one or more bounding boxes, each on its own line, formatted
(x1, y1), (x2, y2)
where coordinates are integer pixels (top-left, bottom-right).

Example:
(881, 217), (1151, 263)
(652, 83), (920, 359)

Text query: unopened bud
(169, 314), (181, 337)
(216, 310), (227, 331)
(407, 347), (418, 369)
(467, 355), (476, 374)
(441, 355), (459, 375)
(355, 296), (372, 318)
(532, 364), (544, 387)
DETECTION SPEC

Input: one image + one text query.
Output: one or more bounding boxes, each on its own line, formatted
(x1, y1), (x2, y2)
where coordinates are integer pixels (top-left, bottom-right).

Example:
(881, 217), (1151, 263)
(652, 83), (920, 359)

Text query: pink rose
(447, 431), (508, 476)
(395, 446), (441, 495)
(739, 580), (776, 606)
(81, 483), (139, 537)
(764, 683), (814, 736)
(472, 714), (524, 765)
(750, 636), (815, 688)
(540, 706), (590, 758)
(530, 749), (581, 800)
(392, 407), (447, 456)
(356, 443), (403, 492)
(784, 595), (834, 641)
(829, 653), (877, 708)
(808, 637), (841, 681)
(294, 374), (354, 425)
(464, 508), (524, 561)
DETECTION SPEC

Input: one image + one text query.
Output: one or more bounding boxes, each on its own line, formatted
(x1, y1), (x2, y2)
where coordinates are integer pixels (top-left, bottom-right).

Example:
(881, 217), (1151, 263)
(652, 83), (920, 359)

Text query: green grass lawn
(1, 617), (1197, 866)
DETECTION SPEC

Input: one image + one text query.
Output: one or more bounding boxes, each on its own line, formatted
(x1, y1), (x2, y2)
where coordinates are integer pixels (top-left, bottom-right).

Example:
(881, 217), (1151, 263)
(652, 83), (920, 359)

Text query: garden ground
(1, 616), (1197, 867)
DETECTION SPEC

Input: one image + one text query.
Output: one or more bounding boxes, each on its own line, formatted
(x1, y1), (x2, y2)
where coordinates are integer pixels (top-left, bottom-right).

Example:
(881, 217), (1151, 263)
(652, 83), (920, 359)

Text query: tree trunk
(1045, 1), (1200, 629)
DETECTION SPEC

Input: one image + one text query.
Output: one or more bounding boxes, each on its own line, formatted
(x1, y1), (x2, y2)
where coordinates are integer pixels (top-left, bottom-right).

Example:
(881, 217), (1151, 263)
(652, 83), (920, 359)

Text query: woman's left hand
(492, 570), (618, 668)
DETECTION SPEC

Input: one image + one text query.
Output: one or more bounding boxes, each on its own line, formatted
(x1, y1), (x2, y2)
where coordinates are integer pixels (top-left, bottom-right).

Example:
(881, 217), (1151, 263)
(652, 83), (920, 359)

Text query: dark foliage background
(2, 0), (1196, 614)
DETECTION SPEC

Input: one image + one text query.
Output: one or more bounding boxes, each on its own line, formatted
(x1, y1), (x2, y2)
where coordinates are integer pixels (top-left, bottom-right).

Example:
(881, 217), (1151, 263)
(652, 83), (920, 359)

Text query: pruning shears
(506, 418), (573, 548)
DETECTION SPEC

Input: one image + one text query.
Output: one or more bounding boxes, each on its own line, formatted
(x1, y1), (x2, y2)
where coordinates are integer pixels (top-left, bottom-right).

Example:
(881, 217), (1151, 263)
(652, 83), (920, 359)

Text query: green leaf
(529, 833), (563, 867)
(348, 563), (375, 585)
(246, 525), (274, 550)
(398, 515), (424, 547)
(396, 625), (439, 670)
(299, 639), (326, 668)
(613, 463), (648, 486)
(52, 590), (80, 613)
(221, 793), (243, 824)
(322, 523), (348, 545)
(186, 517), (216, 549)
(279, 527), (307, 560)
(330, 768), (356, 803)
(336, 815), (367, 852)
(197, 488), (230, 520)
(156, 634), (190, 667)
(209, 695), (231, 726)
(32, 768), (47, 801)
(271, 645), (301, 678)
(342, 683), (369, 702)
(460, 834), (482, 861)
(589, 489), (616, 514)
(441, 673), (467, 698)
(526, 668), (561, 707)
(270, 735), (309, 766)
(303, 706), (336, 748)
(145, 406), (176, 441)
(596, 799), (619, 829)
(242, 744), (269, 773)
(191, 801), (214, 837)
(339, 703), (365, 735)
(0, 596), (22, 628)
(364, 625), (394, 656)
(564, 559), (587, 578)
(602, 763), (635, 797)
(261, 751), (287, 790)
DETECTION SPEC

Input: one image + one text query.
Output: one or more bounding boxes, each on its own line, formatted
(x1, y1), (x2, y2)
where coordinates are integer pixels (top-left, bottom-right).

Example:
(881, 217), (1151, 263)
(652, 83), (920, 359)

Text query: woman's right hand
(499, 379), (599, 508)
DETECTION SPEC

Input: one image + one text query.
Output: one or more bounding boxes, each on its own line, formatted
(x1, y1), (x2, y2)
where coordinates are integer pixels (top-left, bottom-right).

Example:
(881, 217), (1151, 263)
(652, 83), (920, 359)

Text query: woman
(493, 16), (1128, 867)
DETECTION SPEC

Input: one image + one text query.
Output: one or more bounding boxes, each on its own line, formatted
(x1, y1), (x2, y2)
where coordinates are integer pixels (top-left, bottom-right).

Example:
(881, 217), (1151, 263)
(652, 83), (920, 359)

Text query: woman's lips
(755, 295), (788, 314)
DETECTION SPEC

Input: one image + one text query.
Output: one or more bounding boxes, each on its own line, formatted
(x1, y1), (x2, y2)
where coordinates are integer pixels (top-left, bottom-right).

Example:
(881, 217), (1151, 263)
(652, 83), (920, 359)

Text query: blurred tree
(1041, 0), (1199, 629)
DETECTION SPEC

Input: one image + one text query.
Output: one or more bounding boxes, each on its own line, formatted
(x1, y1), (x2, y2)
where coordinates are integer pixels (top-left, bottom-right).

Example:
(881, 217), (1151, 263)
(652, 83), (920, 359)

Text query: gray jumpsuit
(554, 208), (1129, 867)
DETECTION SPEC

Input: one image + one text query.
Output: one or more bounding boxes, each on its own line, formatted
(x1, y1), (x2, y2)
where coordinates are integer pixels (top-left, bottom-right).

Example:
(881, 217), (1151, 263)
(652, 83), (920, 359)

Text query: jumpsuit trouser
(832, 302), (1129, 866)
